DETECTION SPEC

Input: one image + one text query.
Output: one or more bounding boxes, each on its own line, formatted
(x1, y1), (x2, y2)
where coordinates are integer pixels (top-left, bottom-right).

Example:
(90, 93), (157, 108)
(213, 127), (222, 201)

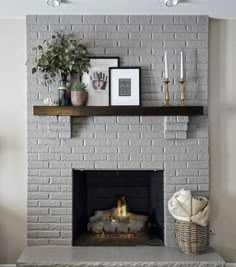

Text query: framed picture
(82, 57), (120, 106)
(109, 67), (141, 106)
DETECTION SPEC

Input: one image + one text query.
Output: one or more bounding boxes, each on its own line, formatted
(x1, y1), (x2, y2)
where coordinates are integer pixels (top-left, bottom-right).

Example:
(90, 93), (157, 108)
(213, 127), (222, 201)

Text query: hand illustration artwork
(90, 72), (108, 90)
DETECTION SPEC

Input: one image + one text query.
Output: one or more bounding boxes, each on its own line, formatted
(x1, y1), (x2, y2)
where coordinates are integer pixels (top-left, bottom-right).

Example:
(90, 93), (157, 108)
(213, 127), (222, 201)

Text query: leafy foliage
(31, 32), (90, 86)
(71, 81), (87, 92)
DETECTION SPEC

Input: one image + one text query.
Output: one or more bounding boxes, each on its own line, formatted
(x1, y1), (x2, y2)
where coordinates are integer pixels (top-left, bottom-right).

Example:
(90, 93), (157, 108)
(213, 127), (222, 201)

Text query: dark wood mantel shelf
(33, 106), (204, 117)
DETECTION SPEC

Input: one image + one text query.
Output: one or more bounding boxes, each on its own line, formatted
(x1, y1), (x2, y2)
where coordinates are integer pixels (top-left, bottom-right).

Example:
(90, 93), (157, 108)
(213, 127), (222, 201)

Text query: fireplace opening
(72, 170), (164, 246)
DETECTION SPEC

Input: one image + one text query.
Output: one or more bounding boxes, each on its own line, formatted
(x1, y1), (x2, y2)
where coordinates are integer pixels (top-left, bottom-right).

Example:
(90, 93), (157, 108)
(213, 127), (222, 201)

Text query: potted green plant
(31, 32), (90, 105)
(71, 82), (88, 107)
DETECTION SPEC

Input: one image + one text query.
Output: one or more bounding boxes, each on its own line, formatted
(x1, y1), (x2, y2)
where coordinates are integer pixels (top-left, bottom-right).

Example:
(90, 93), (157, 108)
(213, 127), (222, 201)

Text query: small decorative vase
(58, 85), (67, 106)
(71, 91), (88, 107)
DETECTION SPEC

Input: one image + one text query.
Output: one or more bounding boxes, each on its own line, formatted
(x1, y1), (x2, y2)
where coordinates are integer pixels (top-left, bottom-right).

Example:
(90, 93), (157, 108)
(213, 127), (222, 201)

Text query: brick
(28, 223), (49, 230)
(188, 177), (208, 184)
(130, 32), (152, 40)
(187, 24), (208, 32)
(187, 161), (209, 169)
(95, 161), (117, 169)
(37, 15), (60, 24)
(107, 15), (129, 24)
(107, 32), (129, 40)
(96, 25), (117, 32)
(153, 16), (174, 24)
(141, 146), (163, 154)
(106, 124), (129, 132)
(165, 122), (188, 131)
(71, 161), (94, 169)
(130, 154), (152, 161)
(130, 15), (152, 24)
(165, 161), (187, 169)
(49, 25), (72, 32)
(164, 146), (186, 154)
(49, 239), (71, 245)
(174, 16), (197, 24)
(61, 154), (83, 161)
(118, 146), (140, 154)
(106, 47), (128, 55)
(28, 179), (49, 185)
(176, 169), (198, 176)
(141, 25), (162, 33)
(28, 193), (49, 200)
(141, 162), (164, 169)
(50, 208), (68, 215)
(28, 208), (49, 215)
(40, 170), (61, 177)
(175, 131), (187, 139)
(177, 116), (189, 123)
(95, 146), (117, 154)
(166, 177), (187, 185)
(175, 184), (198, 191)
(164, 131), (176, 140)
(84, 15), (106, 24)
(60, 15), (82, 24)
(107, 154), (129, 161)
(39, 216), (61, 223)
(152, 154), (175, 161)
(118, 25), (139, 32)
(39, 200), (61, 207)
(118, 162), (141, 169)
(117, 116), (140, 124)
(164, 25), (186, 32)
(50, 177), (72, 185)
(95, 40), (118, 47)
(50, 193), (70, 200)
(164, 116), (177, 123)
(119, 40), (141, 48)
(72, 25), (95, 32)
(94, 116), (117, 124)
(198, 184), (209, 191)
(140, 116), (163, 124)
(197, 16), (209, 24)
(187, 41), (208, 48)
(28, 185), (39, 192)
(39, 185), (61, 192)
(27, 24), (48, 32)
(84, 154), (106, 161)
(28, 239), (49, 246)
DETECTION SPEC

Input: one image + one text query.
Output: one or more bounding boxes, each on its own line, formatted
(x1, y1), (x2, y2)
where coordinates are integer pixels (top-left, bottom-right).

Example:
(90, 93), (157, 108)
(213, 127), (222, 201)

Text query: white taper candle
(180, 51), (184, 79)
(164, 51), (168, 79)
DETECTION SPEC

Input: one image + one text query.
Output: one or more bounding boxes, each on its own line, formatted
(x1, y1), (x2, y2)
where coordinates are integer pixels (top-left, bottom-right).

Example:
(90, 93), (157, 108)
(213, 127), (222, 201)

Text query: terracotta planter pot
(71, 91), (88, 107)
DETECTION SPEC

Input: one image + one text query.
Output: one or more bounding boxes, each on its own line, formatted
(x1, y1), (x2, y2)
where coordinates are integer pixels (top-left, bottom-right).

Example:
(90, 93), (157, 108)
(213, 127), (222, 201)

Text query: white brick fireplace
(27, 15), (209, 247)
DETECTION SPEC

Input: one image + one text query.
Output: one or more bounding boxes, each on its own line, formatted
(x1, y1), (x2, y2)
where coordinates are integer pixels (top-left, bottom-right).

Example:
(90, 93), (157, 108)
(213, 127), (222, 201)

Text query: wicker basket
(176, 221), (208, 255)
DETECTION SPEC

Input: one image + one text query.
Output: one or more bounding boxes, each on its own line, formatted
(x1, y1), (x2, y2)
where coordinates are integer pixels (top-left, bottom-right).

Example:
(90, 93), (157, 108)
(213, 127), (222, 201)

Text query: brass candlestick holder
(179, 78), (186, 105)
(163, 79), (170, 106)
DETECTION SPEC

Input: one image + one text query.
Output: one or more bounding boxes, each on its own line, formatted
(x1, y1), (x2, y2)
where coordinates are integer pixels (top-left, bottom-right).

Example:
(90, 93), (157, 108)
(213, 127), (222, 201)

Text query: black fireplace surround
(72, 170), (164, 246)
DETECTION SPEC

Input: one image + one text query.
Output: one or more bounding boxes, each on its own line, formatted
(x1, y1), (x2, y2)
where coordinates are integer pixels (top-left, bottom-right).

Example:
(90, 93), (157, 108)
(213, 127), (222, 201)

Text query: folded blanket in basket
(167, 189), (192, 222)
(168, 189), (209, 226)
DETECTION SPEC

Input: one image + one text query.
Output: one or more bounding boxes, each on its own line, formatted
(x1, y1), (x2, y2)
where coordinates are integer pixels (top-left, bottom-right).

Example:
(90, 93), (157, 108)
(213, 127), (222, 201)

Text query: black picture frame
(82, 57), (120, 106)
(109, 67), (141, 106)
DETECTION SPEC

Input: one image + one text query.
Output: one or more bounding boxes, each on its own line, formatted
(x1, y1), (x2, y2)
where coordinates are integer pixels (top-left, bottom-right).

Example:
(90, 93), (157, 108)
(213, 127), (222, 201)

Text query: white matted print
(82, 57), (119, 106)
(109, 67), (141, 106)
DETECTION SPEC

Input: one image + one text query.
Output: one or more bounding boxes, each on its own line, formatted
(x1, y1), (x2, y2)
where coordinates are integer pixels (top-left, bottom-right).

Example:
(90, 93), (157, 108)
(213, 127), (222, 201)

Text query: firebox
(72, 170), (164, 246)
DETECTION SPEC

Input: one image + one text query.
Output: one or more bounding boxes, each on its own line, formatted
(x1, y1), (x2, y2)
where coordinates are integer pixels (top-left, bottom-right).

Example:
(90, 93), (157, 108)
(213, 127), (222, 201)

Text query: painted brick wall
(26, 15), (209, 246)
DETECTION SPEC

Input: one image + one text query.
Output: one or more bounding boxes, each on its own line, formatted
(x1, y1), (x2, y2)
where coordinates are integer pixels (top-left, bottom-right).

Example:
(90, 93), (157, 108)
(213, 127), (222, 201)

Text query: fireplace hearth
(72, 170), (164, 246)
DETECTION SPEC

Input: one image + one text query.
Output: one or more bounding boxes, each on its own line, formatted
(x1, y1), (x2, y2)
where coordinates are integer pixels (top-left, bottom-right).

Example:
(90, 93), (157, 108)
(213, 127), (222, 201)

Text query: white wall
(0, 18), (236, 264)
(0, 20), (27, 263)
(209, 19), (236, 263)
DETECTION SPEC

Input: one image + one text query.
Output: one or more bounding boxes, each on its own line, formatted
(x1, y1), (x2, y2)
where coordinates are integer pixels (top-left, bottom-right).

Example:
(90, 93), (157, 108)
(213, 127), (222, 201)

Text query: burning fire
(116, 196), (127, 217)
